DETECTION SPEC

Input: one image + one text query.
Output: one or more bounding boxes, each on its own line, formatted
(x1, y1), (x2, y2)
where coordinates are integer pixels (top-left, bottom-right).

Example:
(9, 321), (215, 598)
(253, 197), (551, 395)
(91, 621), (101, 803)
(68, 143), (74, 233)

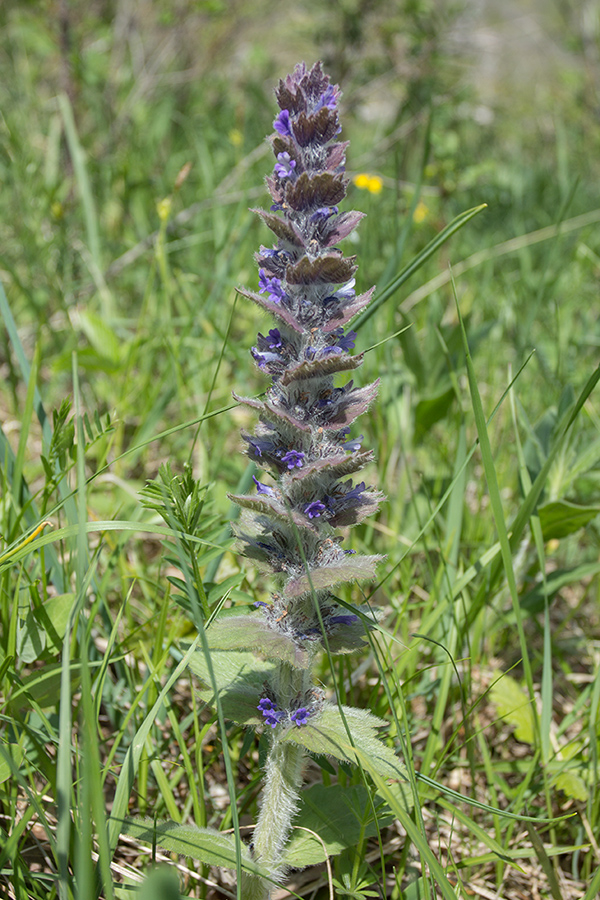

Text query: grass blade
(352, 204), (487, 331)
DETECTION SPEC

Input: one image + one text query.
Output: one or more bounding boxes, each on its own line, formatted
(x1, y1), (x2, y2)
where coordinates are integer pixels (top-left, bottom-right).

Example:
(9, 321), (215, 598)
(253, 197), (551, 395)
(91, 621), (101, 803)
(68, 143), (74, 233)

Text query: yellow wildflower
(353, 173), (383, 194)
(413, 200), (428, 224)
(366, 175), (383, 193)
(156, 197), (172, 222)
(229, 128), (243, 148)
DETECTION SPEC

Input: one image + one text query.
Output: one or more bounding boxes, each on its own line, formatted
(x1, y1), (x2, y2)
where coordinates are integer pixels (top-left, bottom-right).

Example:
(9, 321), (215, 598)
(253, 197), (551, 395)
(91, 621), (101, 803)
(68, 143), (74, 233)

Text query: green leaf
(138, 867), (180, 900)
(490, 675), (535, 744)
(78, 310), (121, 366)
(282, 783), (390, 867)
(12, 588), (69, 667)
(186, 645), (275, 725)
(281, 706), (413, 809)
(0, 743), (25, 784)
(121, 818), (266, 875)
(520, 561), (600, 616)
(17, 608), (46, 664)
(206, 615), (309, 668)
(9, 661), (90, 709)
(537, 499), (600, 540)
(414, 386), (455, 440)
(553, 772), (588, 802)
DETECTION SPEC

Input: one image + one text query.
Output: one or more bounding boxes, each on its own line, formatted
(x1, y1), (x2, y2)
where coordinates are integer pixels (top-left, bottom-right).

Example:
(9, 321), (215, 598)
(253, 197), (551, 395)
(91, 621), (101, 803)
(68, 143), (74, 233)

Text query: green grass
(1, 2), (600, 898)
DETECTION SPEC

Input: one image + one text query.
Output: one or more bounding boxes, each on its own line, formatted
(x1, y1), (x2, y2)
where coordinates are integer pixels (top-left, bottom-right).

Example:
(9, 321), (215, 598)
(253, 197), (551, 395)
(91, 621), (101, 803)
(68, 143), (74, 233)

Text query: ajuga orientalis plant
(187, 61), (409, 899)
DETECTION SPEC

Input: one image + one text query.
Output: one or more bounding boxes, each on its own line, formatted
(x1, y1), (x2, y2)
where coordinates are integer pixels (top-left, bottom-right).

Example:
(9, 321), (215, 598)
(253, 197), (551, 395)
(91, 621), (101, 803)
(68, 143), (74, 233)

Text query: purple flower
(259, 246), (280, 258)
(258, 697), (285, 728)
(328, 614), (359, 626)
(251, 328), (288, 370)
(335, 278), (356, 299)
(253, 476), (275, 496)
(305, 500), (326, 519)
(273, 109), (292, 137)
(258, 269), (287, 303)
(321, 328), (356, 356)
(324, 481), (367, 516)
(264, 328), (283, 348)
(315, 85), (337, 111)
(244, 435), (277, 458)
(341, 433), (363, 453)
(310, 206), (338, 222)
(334, 329), (356, 352)
(251, 348), (283, 369)
(282, 450), (305, 469)
(274, 152), (296, 179)
(318, 387), (344, 408)
(344, 481), (366, 502)
(290, 707), (311, 726)
(258, 698), (276, 711)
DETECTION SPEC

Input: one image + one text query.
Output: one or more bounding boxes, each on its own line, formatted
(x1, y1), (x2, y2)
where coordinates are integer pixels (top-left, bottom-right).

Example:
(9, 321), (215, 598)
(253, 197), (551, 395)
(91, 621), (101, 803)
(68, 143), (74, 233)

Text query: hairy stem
(242, 737), (306, 900)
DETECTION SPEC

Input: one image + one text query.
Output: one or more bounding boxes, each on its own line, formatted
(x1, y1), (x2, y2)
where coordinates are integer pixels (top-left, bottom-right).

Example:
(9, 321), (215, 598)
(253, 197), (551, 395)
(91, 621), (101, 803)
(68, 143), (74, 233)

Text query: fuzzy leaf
(285, 172), (346, 211)
(286, 254), (356, 286)
(280, 352), (364, 386)
(228, 493), (316, 533)
(291, 107), (341, 148)
(328, 490), (384, 528)
(251, 209), (304, 246)
(327, 620), (372, 653)
(281, 706), (412, 806)
(321, 210), (363, 245)
(120, 818), (266, 875)
(322, 381), (380, 429)
(323, 287), (375, 331)
(286, 553), (383, 596)
(235, 396), (314, 435)
(186, 645), (275, 725)
(288, 450), (374, 484)
(233, 394), (311, 434)
(206, 615), (309, 668)
(282, 783), (391, 866)
(235, 287), (305, 333)
(324, 141), (350, 173)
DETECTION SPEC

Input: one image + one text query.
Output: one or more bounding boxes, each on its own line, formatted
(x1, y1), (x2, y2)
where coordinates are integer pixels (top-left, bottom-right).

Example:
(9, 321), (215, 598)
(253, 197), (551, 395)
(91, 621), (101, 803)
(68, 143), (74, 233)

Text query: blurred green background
(2, 2), (600, 896)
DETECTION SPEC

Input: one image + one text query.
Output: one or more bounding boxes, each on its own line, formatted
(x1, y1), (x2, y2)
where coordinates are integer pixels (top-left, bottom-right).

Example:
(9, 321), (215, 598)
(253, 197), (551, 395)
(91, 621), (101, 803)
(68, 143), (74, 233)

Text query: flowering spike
(231, 57), (383, 653)
(229, 62), (387, 897)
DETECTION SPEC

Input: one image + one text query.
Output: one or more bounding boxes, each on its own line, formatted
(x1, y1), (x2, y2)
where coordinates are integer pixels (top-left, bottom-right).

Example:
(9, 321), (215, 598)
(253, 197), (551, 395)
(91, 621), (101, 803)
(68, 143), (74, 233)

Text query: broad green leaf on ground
(490, 674), (535, 744)
(17, 593), (75, 662)
(0, 743), (25, 785)
(185, 645), (275, 725)
(282, 783), (391, 866)
(9, 661), (87, 709)
(537, 499), (600, 540)
(520, 560), (600, 615)
(121, 818), (267, 875)
(553, 771), (588, 802)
